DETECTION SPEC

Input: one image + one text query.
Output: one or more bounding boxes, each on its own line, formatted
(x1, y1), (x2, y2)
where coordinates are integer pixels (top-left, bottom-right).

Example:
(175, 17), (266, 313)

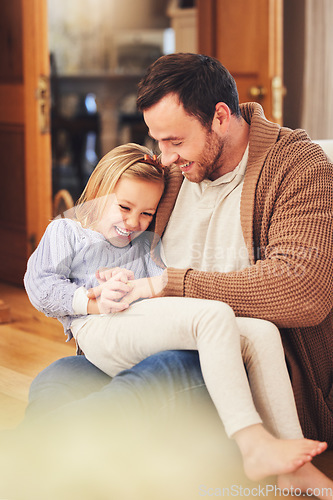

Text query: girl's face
(94, 177), (164, 247)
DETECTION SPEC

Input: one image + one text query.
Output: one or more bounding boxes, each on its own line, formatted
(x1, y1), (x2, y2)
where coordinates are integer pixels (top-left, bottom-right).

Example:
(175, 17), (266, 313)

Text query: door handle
(36, 75), (51, 134)
(248, 85), (267, 99)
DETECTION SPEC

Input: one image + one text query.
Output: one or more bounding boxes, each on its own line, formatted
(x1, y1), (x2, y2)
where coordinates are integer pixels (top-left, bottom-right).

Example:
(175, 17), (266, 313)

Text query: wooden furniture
(52, 189), (74, 218)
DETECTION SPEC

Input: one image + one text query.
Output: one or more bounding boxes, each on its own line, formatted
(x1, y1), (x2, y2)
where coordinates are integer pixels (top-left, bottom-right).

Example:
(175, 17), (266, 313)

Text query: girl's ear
(212, 102), (231, 133)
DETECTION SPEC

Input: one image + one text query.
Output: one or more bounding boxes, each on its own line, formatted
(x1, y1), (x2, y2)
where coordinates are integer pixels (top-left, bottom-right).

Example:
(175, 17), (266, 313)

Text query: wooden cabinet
(168, 6), (198, 53)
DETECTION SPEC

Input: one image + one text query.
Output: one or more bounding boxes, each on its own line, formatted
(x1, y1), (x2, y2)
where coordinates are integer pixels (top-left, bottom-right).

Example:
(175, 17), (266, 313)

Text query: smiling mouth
(115, 226), (133, 238)
(179, 161), (193, 172)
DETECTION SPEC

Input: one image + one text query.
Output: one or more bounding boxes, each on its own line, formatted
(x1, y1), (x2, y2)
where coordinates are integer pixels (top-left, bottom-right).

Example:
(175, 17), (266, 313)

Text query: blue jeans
(26, 350), (216, 424)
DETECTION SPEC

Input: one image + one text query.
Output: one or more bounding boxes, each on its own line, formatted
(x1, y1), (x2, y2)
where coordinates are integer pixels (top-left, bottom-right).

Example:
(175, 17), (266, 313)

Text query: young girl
(24, 143), (328, 487)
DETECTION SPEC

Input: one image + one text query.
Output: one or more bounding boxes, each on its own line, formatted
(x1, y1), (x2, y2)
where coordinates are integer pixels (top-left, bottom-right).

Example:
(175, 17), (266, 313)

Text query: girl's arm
(86, 271), (168, 307)
(87, 229), (166, 304)
(24, 219), (82, 318)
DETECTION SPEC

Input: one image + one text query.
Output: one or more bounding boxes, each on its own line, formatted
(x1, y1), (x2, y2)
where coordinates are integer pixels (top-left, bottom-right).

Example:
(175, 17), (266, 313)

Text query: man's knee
(112, 350), (202, 388)
(29, 356), (111, 402)
(108, 350), (205, 410)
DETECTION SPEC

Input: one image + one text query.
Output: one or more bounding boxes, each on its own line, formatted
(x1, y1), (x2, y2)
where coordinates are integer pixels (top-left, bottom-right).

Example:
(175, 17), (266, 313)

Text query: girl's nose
(125, 213), (140, 230)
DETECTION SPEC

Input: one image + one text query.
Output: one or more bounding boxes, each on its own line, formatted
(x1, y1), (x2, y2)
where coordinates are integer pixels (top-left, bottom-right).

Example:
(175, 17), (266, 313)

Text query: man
(27, 53), (332, 464)
(134, 53), (333, 447)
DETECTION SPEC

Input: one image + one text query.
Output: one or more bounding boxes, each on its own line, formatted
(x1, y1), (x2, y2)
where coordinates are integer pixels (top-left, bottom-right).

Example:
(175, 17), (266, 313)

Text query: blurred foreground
(0, 394), (278, 500)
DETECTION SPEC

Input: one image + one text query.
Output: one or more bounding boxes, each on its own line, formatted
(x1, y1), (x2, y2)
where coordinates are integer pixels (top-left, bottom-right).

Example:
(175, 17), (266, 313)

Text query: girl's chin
(110, 237), (131, 247)
(106, 230), (142, 246)
(104, 232), (131, 247)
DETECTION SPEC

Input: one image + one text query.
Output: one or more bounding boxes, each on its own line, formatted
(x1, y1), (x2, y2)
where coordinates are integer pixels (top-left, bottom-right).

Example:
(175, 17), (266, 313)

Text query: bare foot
(278, 461), (333, 500)
(233, 424), (327, 481)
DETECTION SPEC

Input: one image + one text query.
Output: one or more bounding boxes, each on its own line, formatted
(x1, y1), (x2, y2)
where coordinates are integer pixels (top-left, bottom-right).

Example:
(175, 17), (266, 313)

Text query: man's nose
(159, 144), (179, 166)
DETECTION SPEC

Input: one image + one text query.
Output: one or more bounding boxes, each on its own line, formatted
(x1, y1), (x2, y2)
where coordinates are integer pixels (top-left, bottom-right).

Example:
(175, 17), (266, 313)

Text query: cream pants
(75, 297), (303, 439)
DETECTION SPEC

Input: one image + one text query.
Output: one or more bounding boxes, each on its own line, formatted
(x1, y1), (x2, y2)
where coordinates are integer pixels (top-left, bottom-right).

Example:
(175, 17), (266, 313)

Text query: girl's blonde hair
(74, 143), (164, 228)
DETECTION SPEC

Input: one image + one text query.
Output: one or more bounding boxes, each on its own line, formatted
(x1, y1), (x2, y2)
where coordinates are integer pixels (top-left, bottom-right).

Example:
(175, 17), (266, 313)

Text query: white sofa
(313, 139), (333, 161)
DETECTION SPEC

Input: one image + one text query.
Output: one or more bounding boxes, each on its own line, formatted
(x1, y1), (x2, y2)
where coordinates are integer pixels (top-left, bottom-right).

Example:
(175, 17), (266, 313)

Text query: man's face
(143, 93), (225, 183)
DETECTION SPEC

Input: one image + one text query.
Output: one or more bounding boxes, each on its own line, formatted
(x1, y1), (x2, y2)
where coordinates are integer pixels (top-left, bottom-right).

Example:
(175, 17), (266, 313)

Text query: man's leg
(24, 350), (214, 424)
(25, 355), (111, 420)
(5, 354), (232, 500)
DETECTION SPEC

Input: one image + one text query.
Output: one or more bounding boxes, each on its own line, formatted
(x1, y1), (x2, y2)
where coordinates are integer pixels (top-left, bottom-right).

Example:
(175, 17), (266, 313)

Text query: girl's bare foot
(233, 424), (327, 481)
(278, 461), (333, 500)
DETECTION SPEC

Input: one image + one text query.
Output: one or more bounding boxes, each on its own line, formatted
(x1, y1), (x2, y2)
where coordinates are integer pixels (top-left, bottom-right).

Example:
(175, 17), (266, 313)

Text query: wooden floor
(0, 280), (332, 490)
(0, 280), (74, 429)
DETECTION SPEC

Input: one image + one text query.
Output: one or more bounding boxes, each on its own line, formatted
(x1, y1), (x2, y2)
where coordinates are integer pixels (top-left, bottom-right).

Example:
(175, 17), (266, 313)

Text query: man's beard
(184, 129), (225, 183)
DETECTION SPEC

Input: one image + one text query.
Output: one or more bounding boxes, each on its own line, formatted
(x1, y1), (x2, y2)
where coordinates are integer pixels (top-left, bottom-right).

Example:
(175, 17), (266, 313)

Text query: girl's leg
(77, 296), (262, 436)
(236, 318), (333, 497)
(76, 297), (326, 481)
(76, 297), (314, 439)
(237, 317), (303, 439)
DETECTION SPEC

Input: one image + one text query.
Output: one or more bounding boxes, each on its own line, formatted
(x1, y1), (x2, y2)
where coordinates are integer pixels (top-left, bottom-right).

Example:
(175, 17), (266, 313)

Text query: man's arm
(161, 160), (332, 329)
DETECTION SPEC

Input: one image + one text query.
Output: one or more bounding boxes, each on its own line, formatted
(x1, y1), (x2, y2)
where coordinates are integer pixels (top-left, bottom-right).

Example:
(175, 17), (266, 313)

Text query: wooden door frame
(0, 0), (51, 285)
(198, 0), (217, 57)
(23, 0), (52, 255)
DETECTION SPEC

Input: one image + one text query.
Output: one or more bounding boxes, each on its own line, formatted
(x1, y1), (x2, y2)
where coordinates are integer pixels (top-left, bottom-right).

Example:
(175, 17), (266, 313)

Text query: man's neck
(210, 116), (250, 180)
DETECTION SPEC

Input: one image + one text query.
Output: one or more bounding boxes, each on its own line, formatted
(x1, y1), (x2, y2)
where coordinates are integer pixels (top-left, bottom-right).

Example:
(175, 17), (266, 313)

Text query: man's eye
(171, 142), (182, 146)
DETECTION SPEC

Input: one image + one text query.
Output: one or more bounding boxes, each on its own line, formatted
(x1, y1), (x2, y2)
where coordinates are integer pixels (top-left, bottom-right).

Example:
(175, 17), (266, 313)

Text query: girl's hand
(88, 268), (133, 302)
(87, 270), (168, 310)
(119, 271), (168, 306)
(87, 276), (133, 314)
(95, 267), (135, 283)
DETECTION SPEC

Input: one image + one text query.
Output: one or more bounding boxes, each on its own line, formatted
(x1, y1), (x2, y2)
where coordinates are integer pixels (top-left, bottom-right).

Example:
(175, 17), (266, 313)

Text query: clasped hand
(86, 267), (166, 314)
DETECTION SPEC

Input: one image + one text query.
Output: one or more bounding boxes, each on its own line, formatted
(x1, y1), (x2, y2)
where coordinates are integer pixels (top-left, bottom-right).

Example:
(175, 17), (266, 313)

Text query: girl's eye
(142, 212), (154, 217)
(119, 205), (130, 211)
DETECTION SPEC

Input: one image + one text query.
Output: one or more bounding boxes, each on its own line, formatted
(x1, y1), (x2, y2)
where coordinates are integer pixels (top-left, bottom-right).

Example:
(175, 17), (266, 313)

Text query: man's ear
(212, 102), (231, 133)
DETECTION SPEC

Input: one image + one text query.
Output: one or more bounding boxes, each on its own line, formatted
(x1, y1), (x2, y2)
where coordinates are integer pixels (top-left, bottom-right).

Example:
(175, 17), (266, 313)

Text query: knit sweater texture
(24, 219), (163, 339)
(151, 102), (333, 446)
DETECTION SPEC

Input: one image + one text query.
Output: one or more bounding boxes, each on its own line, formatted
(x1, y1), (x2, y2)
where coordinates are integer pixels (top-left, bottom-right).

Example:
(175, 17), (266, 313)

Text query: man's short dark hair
(137, 53), (241, 128)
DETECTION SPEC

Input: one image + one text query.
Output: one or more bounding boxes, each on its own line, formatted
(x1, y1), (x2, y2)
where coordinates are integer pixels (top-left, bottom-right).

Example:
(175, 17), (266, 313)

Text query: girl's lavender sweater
(24, 218), (163, 339)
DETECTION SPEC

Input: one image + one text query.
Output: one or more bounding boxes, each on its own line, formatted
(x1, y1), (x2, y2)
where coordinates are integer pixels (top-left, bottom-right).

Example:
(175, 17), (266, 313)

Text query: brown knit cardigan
(151, 102), (333, 446)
